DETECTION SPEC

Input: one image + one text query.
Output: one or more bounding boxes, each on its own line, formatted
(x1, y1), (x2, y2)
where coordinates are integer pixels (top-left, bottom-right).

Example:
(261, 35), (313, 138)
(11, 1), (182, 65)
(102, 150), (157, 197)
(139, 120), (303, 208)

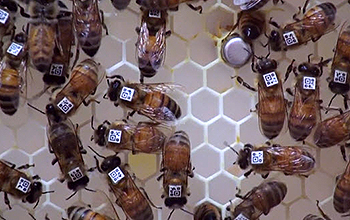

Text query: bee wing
(149, 25), (166, 71)
(233, 0), (252, 5)
(332, 21), (350, 62)
(136, 21), (150, 69)
(132, 82), (182, 92)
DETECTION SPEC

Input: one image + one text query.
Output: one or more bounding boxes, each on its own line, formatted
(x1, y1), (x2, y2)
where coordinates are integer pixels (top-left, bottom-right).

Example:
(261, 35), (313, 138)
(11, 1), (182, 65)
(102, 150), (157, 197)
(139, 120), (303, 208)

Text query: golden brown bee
(285, 56), (330, 141)
(73, 0), (108, 57)
(235, 55), (287, 139)
(106, 75), (181, 123)
(194, 202), (222, 220)
(268, 2), (337, 51)
(303, 200), (331, 220)
(67, 206), (117, 220)
(136, 8), (169, 83)
(0, 160), (44, 210)
(334, 159), (350, 214)
(327, 23), (350, 110)
(94, 155), (155, 220)
(43, 11), (74, 86)
(157, 131), (193, 211)
(92, 120), (167, 154)
(231, 143), (315, 178)
(0, 0), (17, 59)
(47, 117), (89, 191)
(0, 32), (28, 115)
(136, 0), (204, 13)
(225, 181), (287, 220)
(233, 0), (283, 11)
(46, 58), (101, 122)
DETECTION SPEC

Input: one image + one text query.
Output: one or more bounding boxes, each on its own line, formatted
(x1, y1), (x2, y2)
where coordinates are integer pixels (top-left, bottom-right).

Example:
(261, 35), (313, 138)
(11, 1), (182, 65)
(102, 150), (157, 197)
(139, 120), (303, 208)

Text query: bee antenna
(33, 198), (40, 209)
(224, 141), (239, 155)
(84, 187), (96, 192)
(29, 213), (36, 220)
(307, 53), (313, 63)
(167, 209), (175, 220)
(42, 190), (54, 194)
(27, 103), (46, 115)
(65, 191), (78, 200)
(265, 44), (271, 58)
(88, 146), (106, 159)
(180, 208), (193, 216)
(90, 115), (95, 130)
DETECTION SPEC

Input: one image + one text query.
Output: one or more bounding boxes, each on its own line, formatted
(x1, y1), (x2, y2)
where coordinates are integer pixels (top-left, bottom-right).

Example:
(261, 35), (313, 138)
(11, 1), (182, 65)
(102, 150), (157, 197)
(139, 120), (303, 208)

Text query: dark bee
(136, 8), (169, 83)
(157, 131), (194, 212)
(303, 200), (331, 220)
(67, 206), (118, 220)
(235, 54), (286, 139)
(43, 11), (74, 86)
(225, 181), (287, 220)
(285, 56), (330, 141)
(231, 143), (315, 178)
(106, 75), (181, 123)
(194, 202), (222, 220)
(93, 155), (155, 220)
(0, 0), (17, 59)
(136, 0), (205, 13)
(334, 159), (350, 214)
(46, 59), (101, 122)
(238, 10), (265, 41)
(0, 32), (28, 115)
(73, 0), (108, 57)
(268, 2), (337, 51)
(92, 120), (167, 154)
(327, 23), (350, 110)
(233, 0), (283, 11)
(110, 0), (131, 10)
(0, 160), (43, 210)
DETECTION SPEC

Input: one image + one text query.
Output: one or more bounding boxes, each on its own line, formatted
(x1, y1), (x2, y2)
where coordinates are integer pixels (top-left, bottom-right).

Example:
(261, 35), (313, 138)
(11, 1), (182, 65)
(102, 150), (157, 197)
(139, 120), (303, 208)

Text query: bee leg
(2, 160), (15, 169)
(127, 110), (136, 119)
(135, 27), (140, 34)
(4, 193), (11, 210)
(302, 0), (310, 14)
(100, 10), (109, 35)
(284, 59), (295, 82)
(166, 30), (171, 38)
(93, 156), (103, 173)
(29, 213), (36, 220)
(292, 7), (301, 22)
(243, 169), (253, 178)
(315, 200), (331, 220)
(234, 76), (257, 92)
(340, 145), (347, 162)
(187, 4), (202, 14)
(17, 163), (35, 170)
(156, 173), (164, 181)
(343, 94), (349, 110)
(72, 45), (80, 70)
(0, 215), (5, 220)
(311, 36), (321, 42)
(140, 74), (144, 84)
(140, 187), (162, 209)
(58, 176), (65, 183)
(51, 158), (58, 165)
(261, 173), (269, 179)
(268, 17), (280, 29)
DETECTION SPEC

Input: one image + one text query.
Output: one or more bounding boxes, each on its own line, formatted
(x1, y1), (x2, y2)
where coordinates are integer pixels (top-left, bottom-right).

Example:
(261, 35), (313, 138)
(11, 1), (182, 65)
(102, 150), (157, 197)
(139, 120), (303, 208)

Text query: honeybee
(230, 143), (315, 178)
(110, 0), (131, 10)
(225, 181), (287, 220)
(235, 54), (287, 139)
(20, 0), (62, 72)
(93, 154), (155, 220)
(327, 23), (350, 110)
(238, 10), (265, 41)
(285, 56), (330, 141)
(92, 119), (167, 154)
(136, 0), (204, 13)
(43, 11), (74, 86)
(157, 131), (193, 212)
(0, 32), (28, 115)
(194, 202), (222, 220)
(67, 206), (118, 220)
(46, 59), (102, 122)
(334, 159), (350, 214)
(233, 0), (283, 11)
(0, 0), (17, 59)
(73, 0), (108, 57)
(136, 8), (170, 83)
(303, 200), (331, 220)
(106, 75), (181, 123)
(0, 160), (44, 210)
(268, 2), (337, 51)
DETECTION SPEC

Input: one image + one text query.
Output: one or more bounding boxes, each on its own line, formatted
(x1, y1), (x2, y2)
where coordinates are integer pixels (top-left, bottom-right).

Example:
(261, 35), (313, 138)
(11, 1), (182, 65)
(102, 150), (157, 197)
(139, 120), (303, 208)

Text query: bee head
(94, 123), (108, 146)
(269, 30), (280, 42)
(237, 144), (253, 169)
(67, 176), (89, 191)
(14, 32), (27, 44)
(164, 197), (187, 209)
(46, 103), (63, 123)
(25, 181), (42, 204)
(107, 76), (124, 101)
(256, 58), (277, 74)
(1, 0), (17, 13)
(139, 65), (157, 78)
(101, 155), (121, 173)
(298, 63), (321, 77)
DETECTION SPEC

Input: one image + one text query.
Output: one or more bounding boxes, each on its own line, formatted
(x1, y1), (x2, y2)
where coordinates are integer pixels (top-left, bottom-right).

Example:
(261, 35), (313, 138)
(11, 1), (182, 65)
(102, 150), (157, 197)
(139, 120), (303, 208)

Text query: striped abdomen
(239, 11), (265, 40)
(144, 90), (181, 120)
(337, 28), (350, 60)
(163, 131), (190, 172)
(0, 68), (20, 115)
(259, 96), (285, 139)
(67, 206), (113, 220)
(334, 161), (350, 213)
(194, 202), (221, 220)
(303, 214), (324, 220)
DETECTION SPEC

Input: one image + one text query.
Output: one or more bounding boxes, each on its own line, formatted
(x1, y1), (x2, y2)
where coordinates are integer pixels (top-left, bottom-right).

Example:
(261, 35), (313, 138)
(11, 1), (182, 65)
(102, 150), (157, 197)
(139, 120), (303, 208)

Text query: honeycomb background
(2, 0), (350, 219)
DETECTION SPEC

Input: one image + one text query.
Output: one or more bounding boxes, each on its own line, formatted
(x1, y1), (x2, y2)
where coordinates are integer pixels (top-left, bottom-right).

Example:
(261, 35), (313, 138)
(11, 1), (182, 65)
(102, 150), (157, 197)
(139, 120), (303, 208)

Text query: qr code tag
(334, 70), (347, 84)
(49, 64), (64, 76)
(108, 167), (125, 184)
(169, 185), (182, 198)
(234, 213), (249, 220)
(303, 76), (316, 90)
(263, 72), (279, 87)
(108, 129), (122, 143)
(283, 31), (299, 46)
(6, 42), (23, 56)
(149, 9), (161, 18)
(120, 87), (135, 102)
(251, 150), (263, 164)
(68, 167), (84, 182)
(57, 97), (74, 114)
(15, 177), (31, 193)
(0, 9), (9, 24)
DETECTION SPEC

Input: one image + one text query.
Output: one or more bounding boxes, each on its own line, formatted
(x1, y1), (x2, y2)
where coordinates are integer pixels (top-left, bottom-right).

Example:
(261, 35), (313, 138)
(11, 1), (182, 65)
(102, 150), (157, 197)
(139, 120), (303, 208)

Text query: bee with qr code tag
(284, 55), (331, 141)
(233, 0), (283, 11)
(92, 118), (168, 154)
(234, 51), (287, 139)
(194, 201), (222, 220)
(267, 1), (338, 51)
(303, 200), (331, 220)
(327, 22), (350, 110)
(91, 151), (158, 220)
(0, 0), (17, 59)
(46, 59), (103, 122)
(106, 75), (181, 123)
(136, 0), (205, 13)
(157, 131), (194, 219)
(0, 32), (28, 116)
(225, 181), (287, 220)
(227, 142), (315, 178)
(136, 8), (170, 83)
(73, 0), (108, 57)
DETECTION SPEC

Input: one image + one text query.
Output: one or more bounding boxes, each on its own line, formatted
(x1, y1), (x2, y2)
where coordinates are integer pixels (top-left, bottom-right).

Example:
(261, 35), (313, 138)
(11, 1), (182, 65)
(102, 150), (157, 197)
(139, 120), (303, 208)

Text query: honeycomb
(1, 0), (350, 219)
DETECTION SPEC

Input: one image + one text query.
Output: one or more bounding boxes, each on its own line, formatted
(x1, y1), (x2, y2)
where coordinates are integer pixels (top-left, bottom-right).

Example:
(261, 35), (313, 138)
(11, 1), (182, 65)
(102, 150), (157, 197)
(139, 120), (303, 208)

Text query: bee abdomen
(67, 206), (110, 220)
(303, 214), (324, 220)
(260, 118), (284, 139)
(317, 2), (336, 22)
(79, 32), (102, 57)
(239, 12), (264, 40)
(288, 115), (316, 141)
(333, 178), (350, 213)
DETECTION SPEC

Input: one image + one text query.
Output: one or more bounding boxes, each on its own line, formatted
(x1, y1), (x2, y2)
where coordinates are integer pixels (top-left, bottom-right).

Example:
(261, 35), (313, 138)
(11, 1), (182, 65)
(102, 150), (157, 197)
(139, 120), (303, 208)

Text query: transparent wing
(136, 21), (150, 69)
(150, 25), (166, 70)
